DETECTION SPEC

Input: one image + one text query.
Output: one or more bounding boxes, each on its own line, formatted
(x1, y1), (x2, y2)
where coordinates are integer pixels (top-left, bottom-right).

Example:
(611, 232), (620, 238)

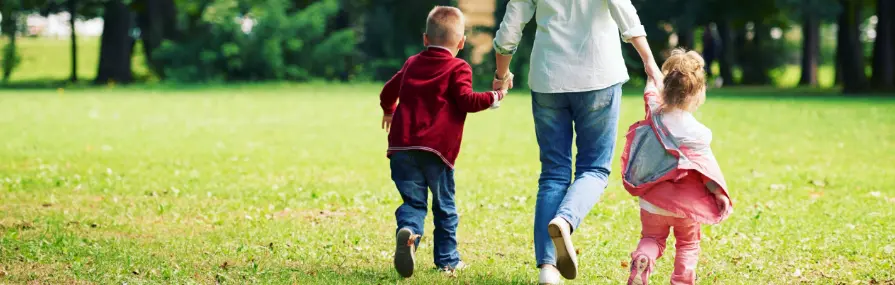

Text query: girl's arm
(643, 78), (662, 115)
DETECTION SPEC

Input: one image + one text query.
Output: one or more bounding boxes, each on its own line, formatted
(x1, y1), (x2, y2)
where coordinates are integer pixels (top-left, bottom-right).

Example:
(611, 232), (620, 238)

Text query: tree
(774, 0), (840, 87)
(362, 0), (457, 81)
(871, 0), (894, 89)
(701, 0), (781, 85)
(716, 20), (736, 85)
(34, 0), (105, 83)
(133, 0), (177, 77)
(838, 0), (870, 93)
(800, 0), (821, 86)
(1, 0), (22, 82)
(68, 0), (78, 82)
(95, 0), (135, 84)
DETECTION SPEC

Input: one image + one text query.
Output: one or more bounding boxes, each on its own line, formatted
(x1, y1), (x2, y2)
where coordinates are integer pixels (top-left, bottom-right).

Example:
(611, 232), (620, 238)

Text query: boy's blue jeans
(390, 150), (461, 268)
(531, 83), (622, 267)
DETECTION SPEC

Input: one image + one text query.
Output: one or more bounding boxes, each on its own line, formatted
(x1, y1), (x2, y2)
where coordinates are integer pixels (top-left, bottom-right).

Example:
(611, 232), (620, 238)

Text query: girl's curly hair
(661, 48), (706, 112)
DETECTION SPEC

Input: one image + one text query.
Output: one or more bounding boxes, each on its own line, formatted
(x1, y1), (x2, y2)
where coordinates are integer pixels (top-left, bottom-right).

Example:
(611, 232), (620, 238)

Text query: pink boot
(627, 254), (652, 285)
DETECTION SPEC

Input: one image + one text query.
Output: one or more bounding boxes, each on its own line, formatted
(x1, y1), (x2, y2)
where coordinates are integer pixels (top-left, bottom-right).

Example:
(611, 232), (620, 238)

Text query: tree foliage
(152, 0), (357, 82)
(361, 0), (456, 81)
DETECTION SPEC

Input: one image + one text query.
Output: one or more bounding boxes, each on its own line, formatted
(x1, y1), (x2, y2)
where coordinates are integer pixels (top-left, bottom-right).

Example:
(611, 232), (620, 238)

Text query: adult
(492, 0), (662, 284)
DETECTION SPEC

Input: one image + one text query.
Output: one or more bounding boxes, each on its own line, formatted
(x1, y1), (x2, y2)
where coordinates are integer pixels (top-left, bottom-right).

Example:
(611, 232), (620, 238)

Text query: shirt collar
(427, 45), (454, 53)
(426, 45), (454, 55)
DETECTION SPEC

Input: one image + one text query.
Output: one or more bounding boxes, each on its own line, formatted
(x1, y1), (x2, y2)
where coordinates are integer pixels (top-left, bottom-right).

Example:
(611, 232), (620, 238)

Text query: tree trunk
(738, 23), (773, 85)
(835, 20), (844, 85)
(69, 0), (78, 82)
(1, 0), (20, 82)
(136, 0), (177, 77)
(702, 24), (718, 77)
(871, 0), (894, 89)
(839, 0), (870, 93)
(677, 26), (695, 49)
(95, 0), (134, 84)
(800, 7), (820, 86)
(717, 20), (735, 86)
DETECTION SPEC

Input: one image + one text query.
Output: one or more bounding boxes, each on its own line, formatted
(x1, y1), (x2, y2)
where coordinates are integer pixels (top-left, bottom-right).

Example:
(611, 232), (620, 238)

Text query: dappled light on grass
(0, 84), (893, 284)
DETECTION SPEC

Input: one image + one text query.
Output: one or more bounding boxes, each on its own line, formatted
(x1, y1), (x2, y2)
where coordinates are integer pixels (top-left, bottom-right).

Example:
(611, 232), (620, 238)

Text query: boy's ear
(423, 33), (430, 47)
(457, 35), (466, 50)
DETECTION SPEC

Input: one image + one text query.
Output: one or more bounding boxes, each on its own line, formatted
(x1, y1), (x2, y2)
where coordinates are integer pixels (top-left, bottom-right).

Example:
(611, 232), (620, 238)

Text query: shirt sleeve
(379, 59), (410, 115)
(607, 0), (647, 43)
(452, 63), (498, 113)
(493, 0), (536, 55)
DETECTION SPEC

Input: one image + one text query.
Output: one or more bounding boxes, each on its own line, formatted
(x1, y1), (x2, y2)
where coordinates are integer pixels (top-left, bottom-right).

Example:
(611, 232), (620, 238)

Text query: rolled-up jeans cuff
(537, 259), (556, 268)
(555, 212), (580, 233)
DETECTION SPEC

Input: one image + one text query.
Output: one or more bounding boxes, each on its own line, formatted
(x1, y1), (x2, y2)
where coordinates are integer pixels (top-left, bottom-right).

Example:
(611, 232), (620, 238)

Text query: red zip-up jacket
(380, 47), (503, 168)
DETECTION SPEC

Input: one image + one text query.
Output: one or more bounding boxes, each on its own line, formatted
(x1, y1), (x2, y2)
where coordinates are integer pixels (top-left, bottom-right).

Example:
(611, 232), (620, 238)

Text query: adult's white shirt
(494, 0), (647, 93)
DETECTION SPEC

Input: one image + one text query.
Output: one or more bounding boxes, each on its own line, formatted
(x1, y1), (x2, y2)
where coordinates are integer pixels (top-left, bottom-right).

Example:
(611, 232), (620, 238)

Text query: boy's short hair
(426, 6), (465, 46)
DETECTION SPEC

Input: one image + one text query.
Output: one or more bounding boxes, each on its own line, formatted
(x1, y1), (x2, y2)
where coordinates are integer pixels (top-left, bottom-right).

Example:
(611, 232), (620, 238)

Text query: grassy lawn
(0, 37), (149, 83)
(0, 84), (893, 284)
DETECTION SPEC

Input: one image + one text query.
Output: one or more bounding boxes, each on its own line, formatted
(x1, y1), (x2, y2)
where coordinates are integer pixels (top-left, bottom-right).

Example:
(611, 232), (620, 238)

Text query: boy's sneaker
(627, 254), (651, 285)
(438, 261), (467, 275)
(548, 218), (578, 279)
(394, 228), (418, 277)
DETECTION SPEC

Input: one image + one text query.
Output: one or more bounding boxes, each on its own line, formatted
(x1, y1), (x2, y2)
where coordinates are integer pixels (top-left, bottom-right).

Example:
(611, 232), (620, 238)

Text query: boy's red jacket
(380, 47), (500, 168)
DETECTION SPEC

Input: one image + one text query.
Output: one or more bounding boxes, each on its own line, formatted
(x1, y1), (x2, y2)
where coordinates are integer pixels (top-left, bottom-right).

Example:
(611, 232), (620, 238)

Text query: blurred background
(0, 0), (892, 94)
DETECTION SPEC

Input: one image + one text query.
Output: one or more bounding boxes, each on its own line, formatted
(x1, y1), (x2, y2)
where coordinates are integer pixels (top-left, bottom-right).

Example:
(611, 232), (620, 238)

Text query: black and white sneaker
(394, 228), (418, 277)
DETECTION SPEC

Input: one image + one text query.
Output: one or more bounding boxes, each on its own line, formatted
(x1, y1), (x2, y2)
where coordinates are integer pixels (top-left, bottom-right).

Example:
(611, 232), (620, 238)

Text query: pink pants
(632, 209), (702, 285)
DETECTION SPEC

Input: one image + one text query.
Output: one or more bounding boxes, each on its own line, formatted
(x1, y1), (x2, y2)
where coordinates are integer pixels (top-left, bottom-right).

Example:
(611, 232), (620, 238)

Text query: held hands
(644, 59), (664, 90)
(491, 71), (513, 108)
(493, 70), (514, 93)
(381, 114), (393, 132)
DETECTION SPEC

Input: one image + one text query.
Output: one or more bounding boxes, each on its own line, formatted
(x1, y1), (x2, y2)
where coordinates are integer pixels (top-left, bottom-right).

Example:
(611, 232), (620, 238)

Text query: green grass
(1, 84), (894, 284)
(1, 37), (149, 83)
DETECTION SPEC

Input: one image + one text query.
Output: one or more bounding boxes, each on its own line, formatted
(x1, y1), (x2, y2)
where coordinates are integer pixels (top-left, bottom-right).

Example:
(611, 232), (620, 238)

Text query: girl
(620, 49), (733, 285)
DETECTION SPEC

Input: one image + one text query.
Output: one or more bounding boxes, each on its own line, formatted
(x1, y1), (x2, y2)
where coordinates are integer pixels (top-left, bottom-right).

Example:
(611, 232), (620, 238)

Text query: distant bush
(154, 0), (357, 82)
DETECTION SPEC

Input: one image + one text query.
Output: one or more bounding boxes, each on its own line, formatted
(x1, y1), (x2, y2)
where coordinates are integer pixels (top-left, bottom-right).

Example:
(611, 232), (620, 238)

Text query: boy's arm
(452, 63), (505, 113)
(380, 60), (410, 115)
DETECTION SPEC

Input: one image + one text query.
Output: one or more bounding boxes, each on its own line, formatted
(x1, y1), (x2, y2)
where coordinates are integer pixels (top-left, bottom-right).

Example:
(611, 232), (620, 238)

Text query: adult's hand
(493, 71), (514, 91)
(644, 59), (663, 90)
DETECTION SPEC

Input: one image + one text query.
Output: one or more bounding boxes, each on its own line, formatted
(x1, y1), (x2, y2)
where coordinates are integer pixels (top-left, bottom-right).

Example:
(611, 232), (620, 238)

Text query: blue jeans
(390, 150), (461, 268)
(531, 84), (622, 267)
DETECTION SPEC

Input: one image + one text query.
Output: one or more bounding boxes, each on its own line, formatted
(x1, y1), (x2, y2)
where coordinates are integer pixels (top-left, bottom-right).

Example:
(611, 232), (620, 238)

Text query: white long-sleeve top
(493, 0), (647, 93)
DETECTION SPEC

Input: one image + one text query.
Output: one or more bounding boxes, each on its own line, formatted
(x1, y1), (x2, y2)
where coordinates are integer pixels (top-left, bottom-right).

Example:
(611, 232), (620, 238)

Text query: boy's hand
(489, 89), (507, 110)
(381, 114), (393, 132)
(714, 192), (730, 214)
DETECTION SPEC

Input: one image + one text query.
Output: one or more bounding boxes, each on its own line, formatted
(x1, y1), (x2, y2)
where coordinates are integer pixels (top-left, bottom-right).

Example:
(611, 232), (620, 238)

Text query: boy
(379, 6), (509, 278)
